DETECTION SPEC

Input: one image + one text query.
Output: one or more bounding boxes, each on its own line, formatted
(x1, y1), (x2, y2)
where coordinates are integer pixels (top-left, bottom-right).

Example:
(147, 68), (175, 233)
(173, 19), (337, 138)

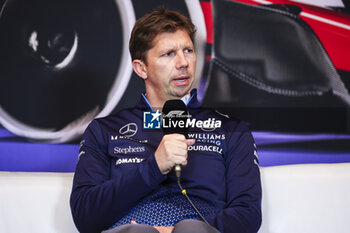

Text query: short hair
(129, 8), (196, 63)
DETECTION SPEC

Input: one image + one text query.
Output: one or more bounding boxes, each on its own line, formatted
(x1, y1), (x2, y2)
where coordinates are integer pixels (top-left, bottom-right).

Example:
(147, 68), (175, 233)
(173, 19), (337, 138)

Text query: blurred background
(0, 0), (349, 172)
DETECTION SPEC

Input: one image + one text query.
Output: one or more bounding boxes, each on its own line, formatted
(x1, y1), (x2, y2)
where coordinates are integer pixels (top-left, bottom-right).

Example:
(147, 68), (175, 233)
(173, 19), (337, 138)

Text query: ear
(132, 59), (148, 80)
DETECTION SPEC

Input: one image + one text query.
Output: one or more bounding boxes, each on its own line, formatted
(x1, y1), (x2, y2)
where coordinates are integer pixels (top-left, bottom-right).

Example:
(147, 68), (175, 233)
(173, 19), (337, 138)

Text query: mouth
(172, 76), (190, 85)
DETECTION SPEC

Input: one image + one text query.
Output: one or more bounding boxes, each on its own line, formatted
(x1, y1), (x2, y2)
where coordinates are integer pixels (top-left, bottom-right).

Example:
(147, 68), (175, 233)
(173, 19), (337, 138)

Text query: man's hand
(153, 225), (174, 233)
(130, 220), (174, 232)
(155, 134), (195, 174)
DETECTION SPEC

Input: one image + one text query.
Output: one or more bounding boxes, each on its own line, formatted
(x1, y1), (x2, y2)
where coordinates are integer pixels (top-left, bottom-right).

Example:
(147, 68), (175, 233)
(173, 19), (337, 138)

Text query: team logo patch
(119, 123), (138, 137)
(116, 157), (144, 166)
(114, 146), (145, 154)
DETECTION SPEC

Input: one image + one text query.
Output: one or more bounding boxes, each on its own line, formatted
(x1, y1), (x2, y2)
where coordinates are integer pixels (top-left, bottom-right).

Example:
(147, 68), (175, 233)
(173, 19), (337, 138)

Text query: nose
(175, 51), (189, 69)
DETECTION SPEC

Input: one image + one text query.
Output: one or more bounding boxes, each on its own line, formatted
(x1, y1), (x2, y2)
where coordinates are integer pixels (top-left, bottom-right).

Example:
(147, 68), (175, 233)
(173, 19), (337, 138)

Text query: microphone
(162, 99), (189, 181)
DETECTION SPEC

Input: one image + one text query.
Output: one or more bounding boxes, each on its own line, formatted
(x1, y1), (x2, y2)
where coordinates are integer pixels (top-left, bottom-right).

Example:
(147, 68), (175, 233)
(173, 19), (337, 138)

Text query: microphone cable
(161, 99), (210, 225)
(176, 176), (210, 225)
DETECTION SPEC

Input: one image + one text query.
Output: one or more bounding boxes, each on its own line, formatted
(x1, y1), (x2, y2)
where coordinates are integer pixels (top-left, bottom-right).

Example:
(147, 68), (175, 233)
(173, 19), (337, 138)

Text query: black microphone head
(162, 99), (189, 136)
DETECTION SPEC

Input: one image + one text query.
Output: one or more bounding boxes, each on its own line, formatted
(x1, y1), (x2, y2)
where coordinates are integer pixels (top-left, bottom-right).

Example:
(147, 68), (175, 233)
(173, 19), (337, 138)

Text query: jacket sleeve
(70, 120), (167, 233)
(206, 122), (262, 233)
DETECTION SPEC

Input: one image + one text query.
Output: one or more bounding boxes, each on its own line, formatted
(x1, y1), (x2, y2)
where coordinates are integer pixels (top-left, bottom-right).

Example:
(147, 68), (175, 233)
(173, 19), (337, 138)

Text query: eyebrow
(159, 44), (194, 54)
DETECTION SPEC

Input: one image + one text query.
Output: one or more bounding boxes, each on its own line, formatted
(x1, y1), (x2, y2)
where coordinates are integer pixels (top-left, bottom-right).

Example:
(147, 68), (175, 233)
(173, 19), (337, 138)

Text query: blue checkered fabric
(109, 187), (216, 228)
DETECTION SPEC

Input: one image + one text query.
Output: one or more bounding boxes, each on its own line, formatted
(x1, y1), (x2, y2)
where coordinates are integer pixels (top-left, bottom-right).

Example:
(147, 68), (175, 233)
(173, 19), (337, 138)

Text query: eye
(162, 51), (175, 57)
(184, 48), (193, 54)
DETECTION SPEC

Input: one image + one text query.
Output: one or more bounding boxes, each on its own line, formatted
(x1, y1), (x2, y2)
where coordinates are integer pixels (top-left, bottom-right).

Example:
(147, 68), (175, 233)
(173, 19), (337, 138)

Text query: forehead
(150, 29), (193, 51)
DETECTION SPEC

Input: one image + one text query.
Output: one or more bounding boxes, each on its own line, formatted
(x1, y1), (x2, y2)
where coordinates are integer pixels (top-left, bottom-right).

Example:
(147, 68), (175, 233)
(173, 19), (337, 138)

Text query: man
(70, 8), (261, 233)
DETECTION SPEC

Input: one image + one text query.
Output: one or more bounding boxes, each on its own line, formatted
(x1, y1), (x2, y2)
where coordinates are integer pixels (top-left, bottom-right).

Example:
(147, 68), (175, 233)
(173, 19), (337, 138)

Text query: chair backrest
(258, 163), (350, 233)
(1, 163), (350, 233)
(0, 172), (78, 233)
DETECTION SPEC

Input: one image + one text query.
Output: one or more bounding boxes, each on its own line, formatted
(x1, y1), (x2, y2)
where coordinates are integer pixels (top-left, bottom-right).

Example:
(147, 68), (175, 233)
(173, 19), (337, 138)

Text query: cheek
(191, 57), (197, 72)
(158, 62), (175, 76)
(148, 63), (166, 77)
(188, 54), (196, 68)
(153, 60), (170, 71)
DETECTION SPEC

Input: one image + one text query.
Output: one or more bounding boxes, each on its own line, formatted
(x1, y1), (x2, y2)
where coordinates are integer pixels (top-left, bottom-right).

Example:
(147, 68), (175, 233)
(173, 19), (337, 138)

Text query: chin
(174, 87), (191, 97)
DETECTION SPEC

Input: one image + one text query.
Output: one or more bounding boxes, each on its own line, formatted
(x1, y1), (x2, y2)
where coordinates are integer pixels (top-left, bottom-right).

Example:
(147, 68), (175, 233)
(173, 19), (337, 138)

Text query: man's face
(143, 29), (196, 101)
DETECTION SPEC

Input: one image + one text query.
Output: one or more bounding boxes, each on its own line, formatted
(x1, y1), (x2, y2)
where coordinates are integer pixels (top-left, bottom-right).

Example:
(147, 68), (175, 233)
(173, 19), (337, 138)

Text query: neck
(145, 92), (191, 109)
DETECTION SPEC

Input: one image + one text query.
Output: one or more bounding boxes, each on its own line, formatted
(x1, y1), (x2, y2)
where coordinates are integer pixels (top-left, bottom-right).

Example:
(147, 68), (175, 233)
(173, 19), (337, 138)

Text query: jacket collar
(136, 89), (201, 111)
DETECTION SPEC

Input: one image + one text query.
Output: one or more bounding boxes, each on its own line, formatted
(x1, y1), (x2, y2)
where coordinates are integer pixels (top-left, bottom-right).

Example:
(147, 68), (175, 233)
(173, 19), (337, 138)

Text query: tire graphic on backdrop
(0, 0), (206, 143)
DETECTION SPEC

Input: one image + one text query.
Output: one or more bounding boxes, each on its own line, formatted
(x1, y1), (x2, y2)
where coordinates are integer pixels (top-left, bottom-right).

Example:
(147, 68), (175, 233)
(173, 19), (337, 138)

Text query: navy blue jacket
(70, 90), (262, 233)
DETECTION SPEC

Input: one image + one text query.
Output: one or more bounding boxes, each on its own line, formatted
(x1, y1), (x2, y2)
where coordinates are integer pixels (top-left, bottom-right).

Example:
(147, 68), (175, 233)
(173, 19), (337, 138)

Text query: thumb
(130, 220), (138, 224)
(186, 139), (195, 146)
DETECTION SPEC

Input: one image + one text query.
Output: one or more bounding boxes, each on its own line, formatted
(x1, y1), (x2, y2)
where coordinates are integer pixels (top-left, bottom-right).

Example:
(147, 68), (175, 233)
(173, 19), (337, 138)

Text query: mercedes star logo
(119, 123), (138, 137)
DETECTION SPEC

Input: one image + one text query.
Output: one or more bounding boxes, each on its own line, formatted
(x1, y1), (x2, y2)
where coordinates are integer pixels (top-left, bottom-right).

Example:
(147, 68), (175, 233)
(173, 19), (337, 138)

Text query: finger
(164, 140), (187, 150)
(171, 133), (187, 141)
(186, 139), (195, 146)
(164, 133), (185, 140)
(172, 154), (188, 165)
(181, 160), (188, 166)
(130, 220), (137, 224)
